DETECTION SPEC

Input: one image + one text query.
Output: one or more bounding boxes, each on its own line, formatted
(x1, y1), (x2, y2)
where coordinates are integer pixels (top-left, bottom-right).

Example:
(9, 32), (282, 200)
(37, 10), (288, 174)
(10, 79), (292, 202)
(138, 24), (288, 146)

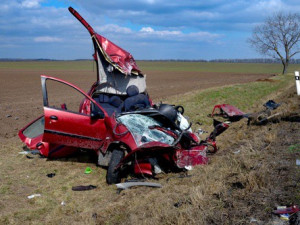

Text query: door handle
(50, 115), (58, 120)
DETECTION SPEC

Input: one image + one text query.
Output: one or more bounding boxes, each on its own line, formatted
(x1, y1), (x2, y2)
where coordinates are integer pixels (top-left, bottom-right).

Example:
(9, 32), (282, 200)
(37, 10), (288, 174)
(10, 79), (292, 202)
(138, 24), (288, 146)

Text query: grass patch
(289, 144), (300, 153)
(169, 74), (293, 125)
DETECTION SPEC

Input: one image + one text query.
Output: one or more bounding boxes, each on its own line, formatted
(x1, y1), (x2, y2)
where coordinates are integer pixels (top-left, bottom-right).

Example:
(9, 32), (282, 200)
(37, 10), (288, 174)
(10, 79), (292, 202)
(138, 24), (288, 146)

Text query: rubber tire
(106, 149), (124, 184)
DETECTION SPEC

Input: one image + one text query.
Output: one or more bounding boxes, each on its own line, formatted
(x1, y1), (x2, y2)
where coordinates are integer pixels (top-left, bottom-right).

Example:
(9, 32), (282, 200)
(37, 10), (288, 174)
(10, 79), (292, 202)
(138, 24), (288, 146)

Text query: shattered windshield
(117, 114), (174, 146)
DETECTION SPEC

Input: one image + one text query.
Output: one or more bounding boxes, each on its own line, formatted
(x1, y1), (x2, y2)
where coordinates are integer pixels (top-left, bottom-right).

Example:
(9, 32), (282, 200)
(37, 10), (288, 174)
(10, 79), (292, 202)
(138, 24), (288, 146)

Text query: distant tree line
(1, 58), (300, 64)
(140, 58), (300, 64)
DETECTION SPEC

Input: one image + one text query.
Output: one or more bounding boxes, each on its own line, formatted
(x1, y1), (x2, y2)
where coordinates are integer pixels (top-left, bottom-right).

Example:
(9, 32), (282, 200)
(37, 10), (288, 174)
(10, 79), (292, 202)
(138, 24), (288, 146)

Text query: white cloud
(21, 0), (41, 9)
(138, 26), (219, 41)
(34, 36), (62, 42)
(95, 24), (220, 43)
(246, 0), (284, 13)
(95, 24), (132, 34)
(140, 27), (154, 33)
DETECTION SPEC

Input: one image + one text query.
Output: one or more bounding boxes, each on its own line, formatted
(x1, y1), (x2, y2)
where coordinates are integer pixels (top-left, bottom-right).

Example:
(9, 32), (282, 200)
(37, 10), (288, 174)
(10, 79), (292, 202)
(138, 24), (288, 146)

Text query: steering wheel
(175, 105), (184, 115)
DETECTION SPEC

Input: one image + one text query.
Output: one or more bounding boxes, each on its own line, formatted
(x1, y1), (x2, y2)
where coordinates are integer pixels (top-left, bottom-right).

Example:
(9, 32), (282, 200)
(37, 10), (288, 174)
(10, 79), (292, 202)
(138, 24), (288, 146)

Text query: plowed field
(0, 61), (272, 143)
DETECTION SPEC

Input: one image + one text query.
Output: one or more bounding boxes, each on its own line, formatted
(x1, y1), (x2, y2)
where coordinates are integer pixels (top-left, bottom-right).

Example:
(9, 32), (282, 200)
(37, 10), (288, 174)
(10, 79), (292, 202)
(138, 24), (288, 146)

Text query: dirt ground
(0, 68), (271, 144)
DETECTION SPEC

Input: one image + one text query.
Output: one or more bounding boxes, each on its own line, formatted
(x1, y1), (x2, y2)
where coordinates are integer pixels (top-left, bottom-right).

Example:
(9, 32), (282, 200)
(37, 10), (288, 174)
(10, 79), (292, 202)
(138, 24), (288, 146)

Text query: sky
(1, 0), (300, 60)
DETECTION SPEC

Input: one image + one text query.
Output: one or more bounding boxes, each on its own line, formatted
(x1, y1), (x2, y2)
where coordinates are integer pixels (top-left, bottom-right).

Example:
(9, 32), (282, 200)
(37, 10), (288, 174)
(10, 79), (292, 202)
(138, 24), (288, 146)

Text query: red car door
(41, 75), (107, 150)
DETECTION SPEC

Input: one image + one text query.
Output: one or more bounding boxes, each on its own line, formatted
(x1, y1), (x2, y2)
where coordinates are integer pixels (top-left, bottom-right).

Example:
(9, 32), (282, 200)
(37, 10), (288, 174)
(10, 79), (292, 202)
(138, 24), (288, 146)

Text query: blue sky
(1, 0), (300, 60)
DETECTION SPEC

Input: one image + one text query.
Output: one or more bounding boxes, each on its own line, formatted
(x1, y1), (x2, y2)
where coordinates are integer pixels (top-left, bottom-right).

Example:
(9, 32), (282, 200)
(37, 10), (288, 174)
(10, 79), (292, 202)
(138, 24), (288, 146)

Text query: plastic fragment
(184, 166), (193, 171)
(116, 182), (162, 190)
(72, 185), (97, 191)
(280, 214), (289, 221)
(27, 194), (41, 199)
(84, 167), (92, 174)
(249, 218), (258, 223)
(61, 201), (65, 206)
(47, 173), (56, 178)
(296, 159), (300, 166)
(273, 205), (299, 215)
(18, 151), (29, 155)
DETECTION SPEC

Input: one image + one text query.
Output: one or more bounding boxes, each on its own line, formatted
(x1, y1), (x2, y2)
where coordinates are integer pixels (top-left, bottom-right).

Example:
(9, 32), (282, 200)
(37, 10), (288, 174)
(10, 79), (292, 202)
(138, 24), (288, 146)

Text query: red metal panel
(69, 6), (141, 76)
(175, 146), (208, 168)
(43, 107), (106, 149)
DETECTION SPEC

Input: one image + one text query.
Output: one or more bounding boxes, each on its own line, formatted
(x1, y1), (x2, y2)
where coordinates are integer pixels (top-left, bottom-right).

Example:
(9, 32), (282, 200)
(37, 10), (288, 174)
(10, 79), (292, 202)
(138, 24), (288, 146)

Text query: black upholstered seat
(124, 85), (150, 111)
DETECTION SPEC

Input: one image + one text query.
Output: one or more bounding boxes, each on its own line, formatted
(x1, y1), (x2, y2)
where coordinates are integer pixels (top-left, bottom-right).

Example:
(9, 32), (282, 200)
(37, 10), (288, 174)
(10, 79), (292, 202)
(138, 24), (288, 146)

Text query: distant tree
(249, 12), (300, 74)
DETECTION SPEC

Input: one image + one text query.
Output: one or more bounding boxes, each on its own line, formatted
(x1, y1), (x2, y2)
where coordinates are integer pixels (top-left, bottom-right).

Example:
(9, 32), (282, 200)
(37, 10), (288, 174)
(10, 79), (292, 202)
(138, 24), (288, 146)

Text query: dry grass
(1, 74), (299, 224)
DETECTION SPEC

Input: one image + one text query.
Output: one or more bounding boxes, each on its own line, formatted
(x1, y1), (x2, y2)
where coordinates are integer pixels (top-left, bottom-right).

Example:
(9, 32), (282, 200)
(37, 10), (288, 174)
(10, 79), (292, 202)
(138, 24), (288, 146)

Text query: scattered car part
(263, 100), (281, 110)
(115, 182), (162, 191)
(210, 104), (246, 121)
(18, 151), (29, 155)
(27, 194), (41, 199)
(72, 185), (97, 191)
(46, 173), (56, 178)
(273, 205), (300, 215)
(84, 167), (92, 174)
(247, 100), (282, 125)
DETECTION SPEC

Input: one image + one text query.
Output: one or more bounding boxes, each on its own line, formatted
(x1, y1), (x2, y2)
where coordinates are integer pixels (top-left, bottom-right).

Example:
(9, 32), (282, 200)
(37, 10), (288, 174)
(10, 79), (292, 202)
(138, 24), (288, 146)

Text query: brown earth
(0, 68), (271, 143)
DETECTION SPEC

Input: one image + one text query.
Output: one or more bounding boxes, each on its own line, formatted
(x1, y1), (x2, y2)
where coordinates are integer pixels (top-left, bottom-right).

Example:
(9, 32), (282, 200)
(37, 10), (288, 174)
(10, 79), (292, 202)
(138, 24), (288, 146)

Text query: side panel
(43, 107), (106, 149)
(41, 75), (107, 150)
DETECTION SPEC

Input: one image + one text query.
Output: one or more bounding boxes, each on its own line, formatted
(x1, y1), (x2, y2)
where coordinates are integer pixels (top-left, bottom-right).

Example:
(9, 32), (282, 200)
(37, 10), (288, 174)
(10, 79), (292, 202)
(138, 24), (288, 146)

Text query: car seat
(124, 85), (150, 111)
(96, 94), (123, 116)
(108, 96), (123, 115)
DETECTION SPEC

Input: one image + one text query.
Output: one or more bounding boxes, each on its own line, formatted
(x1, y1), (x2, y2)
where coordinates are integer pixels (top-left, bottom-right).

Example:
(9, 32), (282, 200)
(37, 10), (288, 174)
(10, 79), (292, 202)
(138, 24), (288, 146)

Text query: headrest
(109, 96), (123, 107)
(98, 94), (110, 103)
(126, 85), (139, 97)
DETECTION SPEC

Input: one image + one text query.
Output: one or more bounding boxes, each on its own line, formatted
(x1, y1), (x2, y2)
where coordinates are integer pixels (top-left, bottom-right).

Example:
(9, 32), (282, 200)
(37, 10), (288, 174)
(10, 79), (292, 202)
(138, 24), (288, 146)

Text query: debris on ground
(27, 194), (41, 199)
(272, 205), (300, 222)
(273, 205), (300, 215)
(210, 100), (285, 126)
(72, 185), (97, 191)
(84, 167), (92, 174)
(46, 173), (56, 178)
(263, 100), (281, 110)
(116, 182), (162, 193)
(18, 151), (29, 155)
(209, 104), (246, 121)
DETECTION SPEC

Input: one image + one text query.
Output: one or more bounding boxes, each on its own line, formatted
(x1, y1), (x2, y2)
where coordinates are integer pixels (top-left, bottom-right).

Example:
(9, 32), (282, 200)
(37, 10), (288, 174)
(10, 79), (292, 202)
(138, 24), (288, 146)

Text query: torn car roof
(69, 6), (141, 76)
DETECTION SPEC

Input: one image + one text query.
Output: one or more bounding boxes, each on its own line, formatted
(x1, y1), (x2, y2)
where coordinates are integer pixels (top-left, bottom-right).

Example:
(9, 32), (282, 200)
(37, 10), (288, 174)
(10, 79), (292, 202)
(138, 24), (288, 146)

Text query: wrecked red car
(19, 7), (227, 184)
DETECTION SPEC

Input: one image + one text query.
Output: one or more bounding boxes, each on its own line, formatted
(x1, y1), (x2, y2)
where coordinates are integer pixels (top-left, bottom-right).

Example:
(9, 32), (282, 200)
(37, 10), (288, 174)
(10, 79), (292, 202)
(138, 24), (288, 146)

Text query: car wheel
(106, 149), (124, 184)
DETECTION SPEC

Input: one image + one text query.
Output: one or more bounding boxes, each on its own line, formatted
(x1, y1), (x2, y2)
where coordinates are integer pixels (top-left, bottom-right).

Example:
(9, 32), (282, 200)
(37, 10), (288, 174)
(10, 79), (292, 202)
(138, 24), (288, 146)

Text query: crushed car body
(18, 7), (227, 184)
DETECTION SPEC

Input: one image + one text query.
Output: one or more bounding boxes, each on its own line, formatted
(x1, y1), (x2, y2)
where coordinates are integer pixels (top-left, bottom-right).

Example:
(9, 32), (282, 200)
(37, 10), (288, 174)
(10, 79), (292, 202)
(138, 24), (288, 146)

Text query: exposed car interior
(92, 85), (151, 116)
